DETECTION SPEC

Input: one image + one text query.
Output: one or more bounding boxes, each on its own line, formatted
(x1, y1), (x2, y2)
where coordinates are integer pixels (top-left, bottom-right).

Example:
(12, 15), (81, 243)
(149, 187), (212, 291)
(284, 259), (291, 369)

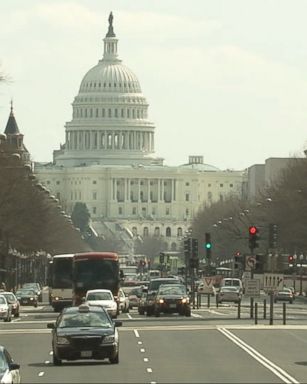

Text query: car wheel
(109, 353), (119, 364)
(154, 309), (160, 317)
(138, 308), (145, 315)
(185, 309), (191, 317)
(14, 312), (19, 318)
(53, 353), (62, 366)
(290, 300), (293, 304)
(34, 303), (38, 308)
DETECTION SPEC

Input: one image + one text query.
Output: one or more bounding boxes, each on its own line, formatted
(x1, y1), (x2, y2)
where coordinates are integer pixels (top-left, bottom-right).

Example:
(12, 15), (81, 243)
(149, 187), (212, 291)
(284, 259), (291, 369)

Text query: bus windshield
(53, 258), (73, 289)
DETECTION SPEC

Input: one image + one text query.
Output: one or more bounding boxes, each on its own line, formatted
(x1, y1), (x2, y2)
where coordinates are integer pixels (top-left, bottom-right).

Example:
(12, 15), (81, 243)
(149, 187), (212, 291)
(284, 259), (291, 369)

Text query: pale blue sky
(1, 0), (307, 170)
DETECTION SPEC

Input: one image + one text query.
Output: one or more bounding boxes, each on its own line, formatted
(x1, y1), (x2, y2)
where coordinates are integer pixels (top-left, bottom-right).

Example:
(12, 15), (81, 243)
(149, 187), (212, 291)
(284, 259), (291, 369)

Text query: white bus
(49, 254), (74, 312)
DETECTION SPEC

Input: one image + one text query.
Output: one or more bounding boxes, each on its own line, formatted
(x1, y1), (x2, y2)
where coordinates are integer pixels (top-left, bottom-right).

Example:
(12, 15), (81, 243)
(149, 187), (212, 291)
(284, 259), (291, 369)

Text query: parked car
(0, 295), (12, 322)
(0, 292), (19, 318)
(22, 283), (42, 302)
(274, 288), (293, 304)
(0, 345), (20, 384)
(143, 277), (181, 316)
(85, 289), (118, 319)
(47, 304), (122, 365)
(118, 288), (129, 313)
(217, 286), (242, 304)
(15, 289), (38, 307)
(153, 284), (191, 317)
(197, 283), (216, 296)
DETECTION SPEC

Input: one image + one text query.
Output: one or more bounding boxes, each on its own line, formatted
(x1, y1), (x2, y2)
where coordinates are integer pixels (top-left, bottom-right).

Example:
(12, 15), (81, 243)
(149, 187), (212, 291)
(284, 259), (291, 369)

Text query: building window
(56, 192), (60, 200)
(220, 184), (224, 187)
(177, 227), (183, 237)
(166, 227), (171, 237)
(230, 183), (233, 188)
(208, 184), (211, 187)
(185, 182), (190, 186)
(119, 207), (122, 215)
(92, 192), (97, 200)
(185, 208), (189, 216)
(143, 227), (149, 237)
(93, 207), (96, 214)
(154, 227), (160, 236)
(208, 191), (212, 200)
(185, 193), (189, 202)
(166, 208), (170, 215)
(132, 227), (137, 236)
(46, 181), (50, 185)
(132, 207), (136, 215)
(93, 180), (97, 184)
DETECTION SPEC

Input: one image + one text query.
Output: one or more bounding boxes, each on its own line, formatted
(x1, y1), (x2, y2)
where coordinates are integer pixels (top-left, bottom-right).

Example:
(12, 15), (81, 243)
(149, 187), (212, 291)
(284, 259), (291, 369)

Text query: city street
(1, 298), (307, 383)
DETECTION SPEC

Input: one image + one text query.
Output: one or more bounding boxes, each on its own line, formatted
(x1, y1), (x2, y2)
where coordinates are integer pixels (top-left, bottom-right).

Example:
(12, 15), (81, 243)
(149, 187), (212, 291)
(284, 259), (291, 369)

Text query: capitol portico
(33, 13), (246, 253)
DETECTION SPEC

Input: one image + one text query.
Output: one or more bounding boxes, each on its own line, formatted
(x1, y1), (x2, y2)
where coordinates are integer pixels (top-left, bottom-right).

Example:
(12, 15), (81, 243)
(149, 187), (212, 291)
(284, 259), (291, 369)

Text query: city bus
(72, 252), (120, 306)
(48, 254), (74, 312)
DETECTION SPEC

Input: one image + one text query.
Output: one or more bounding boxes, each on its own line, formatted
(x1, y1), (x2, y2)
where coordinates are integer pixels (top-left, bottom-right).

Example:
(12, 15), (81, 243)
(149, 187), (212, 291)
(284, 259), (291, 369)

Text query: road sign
(245, 256), (256, 271)
(244, 278), (260, 297)
(263, 273), (283, 292)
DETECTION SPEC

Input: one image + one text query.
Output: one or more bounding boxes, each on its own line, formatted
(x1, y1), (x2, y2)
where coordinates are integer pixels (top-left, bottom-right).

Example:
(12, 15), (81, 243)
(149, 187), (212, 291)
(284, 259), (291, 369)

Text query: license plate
(169, 304), (176, 308)
(81, 351), (92, 357)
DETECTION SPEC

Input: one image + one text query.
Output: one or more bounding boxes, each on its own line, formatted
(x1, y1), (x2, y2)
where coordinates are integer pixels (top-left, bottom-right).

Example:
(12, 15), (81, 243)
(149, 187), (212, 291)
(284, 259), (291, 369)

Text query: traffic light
(189, 258), (199, 269)
(159, 252), (165, 264)
(183, 238), (192, 258)
(191, 238), (198, 258)
(268, 223), (278, 249)
(249, 226), (259, 251)
(288, 255), (294, 265)
(234, 251), (241, 269)
(205, 232), (212, 260)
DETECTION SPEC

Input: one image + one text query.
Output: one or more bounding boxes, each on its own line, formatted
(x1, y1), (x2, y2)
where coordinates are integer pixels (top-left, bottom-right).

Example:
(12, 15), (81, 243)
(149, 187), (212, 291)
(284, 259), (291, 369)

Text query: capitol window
(108, 109), (112, 117)
(230, 183), (233, 187)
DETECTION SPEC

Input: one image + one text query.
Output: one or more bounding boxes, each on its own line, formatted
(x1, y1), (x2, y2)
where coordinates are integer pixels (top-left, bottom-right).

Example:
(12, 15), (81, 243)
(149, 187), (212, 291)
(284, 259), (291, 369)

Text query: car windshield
(23, 283), (39, 289)
(159, 286), (186, 295)
(87, 292), (113, 301)
(19, 289), (35, 295)
(0, 297), (6, 305)
(59, 311), (112, 328)
(0, 351), (8, 373)
(2, 294), (15, 301)
(149, 280), (179, 291)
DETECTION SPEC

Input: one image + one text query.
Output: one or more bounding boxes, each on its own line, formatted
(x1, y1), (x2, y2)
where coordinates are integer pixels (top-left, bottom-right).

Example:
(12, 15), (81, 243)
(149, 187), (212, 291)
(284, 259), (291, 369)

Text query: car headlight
(158, 299), (164, 304)
(0, 308), (5, 312)
(181, 298), (189, 304)
(57, 337), (70, 345)
(30, 298), (34, 301)
(101, 335), (115, 344)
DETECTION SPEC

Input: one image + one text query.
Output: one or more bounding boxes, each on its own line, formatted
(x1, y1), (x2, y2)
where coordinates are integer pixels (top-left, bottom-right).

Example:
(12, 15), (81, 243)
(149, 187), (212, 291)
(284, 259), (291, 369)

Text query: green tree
(71, 202), (91, 232)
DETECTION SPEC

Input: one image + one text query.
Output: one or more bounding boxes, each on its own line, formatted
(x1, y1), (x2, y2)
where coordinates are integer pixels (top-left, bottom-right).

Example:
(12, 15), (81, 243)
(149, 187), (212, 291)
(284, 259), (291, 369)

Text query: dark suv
(143, 277), (180, 316)
(154, 284), (191, 317)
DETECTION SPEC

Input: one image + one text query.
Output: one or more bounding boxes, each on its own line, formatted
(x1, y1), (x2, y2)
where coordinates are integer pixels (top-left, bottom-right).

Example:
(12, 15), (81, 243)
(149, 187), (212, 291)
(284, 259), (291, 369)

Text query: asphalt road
(1, 299), (307, 383)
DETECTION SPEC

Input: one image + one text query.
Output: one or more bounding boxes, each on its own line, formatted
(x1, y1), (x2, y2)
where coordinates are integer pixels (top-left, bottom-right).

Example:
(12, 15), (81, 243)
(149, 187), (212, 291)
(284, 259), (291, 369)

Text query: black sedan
(47, 304), (122, 365)
(153, 284), (191, 317)
(15, 289), (38, 307)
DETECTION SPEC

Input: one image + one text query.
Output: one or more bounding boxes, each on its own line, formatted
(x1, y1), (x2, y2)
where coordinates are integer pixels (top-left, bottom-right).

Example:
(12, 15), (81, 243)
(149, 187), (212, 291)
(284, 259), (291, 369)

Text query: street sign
(245, 256), (256, 271)
(244, 278), (260, 297)
(263, 273), (283, 292)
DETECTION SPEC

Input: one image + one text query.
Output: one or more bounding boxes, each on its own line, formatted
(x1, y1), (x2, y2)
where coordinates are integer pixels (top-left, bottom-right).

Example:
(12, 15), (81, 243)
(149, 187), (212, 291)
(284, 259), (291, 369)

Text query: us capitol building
(34, 13), (246, 253)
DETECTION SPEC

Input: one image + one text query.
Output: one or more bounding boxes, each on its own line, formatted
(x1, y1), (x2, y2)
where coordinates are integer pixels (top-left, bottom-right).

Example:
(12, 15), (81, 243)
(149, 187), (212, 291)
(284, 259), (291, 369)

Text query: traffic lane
(0, 330), (155, 383)
(231, 328), (306, 383)
(137, 328), (283, 383)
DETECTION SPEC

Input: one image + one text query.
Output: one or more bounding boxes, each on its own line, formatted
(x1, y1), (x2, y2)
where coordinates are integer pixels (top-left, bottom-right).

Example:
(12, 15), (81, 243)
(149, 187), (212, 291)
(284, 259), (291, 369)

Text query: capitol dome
(54, 12), (163, 168)
(79, 63), (142, 94)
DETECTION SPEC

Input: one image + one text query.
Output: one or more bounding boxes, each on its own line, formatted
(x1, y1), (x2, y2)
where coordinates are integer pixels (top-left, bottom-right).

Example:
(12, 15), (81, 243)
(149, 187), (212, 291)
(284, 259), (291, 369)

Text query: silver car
(0, 345), (20, 384)
(0, 295), (12, 322)
(217, 286), (242, 304)
(274, 288), (293, 304)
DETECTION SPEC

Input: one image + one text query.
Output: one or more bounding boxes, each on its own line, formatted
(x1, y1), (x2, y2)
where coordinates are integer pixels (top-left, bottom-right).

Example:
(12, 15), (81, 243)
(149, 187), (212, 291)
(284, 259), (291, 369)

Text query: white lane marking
(38, 372), (44, 377)
(49, 351), (53, 355)
(134, 329), (140, 338)
(138, 341), (143, 345)
(219, 328), (299, 384)
(140, 348), (145, 353)
(44, 360), (50, 364)
(191, 313), (202, 318)
(127, 313), (132, 319)
(147, 368), (152, 373)
(144, 358), (149, 362)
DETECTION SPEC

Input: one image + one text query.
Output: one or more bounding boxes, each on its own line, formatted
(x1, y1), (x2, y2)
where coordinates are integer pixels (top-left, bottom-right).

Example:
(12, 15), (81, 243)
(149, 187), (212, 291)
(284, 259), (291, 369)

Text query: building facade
(33, 13), (246, 253)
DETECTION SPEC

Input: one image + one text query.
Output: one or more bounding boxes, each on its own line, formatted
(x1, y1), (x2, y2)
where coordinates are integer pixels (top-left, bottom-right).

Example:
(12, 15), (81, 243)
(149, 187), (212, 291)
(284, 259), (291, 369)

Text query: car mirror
(114, 320), (123, 327)
(9, 363), (20, 371)
(47, 322), (55, 329)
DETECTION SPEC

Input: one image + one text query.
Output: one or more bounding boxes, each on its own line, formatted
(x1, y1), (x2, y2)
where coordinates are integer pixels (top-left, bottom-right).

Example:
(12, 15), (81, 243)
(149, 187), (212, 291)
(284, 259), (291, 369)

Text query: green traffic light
(206, 243), (212, 249)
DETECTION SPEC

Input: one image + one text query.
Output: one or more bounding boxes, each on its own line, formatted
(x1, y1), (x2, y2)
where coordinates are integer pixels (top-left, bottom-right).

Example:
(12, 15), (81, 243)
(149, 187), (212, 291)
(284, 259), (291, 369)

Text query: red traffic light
(249, 226), (258, 235)
(288, 255), (294, 263)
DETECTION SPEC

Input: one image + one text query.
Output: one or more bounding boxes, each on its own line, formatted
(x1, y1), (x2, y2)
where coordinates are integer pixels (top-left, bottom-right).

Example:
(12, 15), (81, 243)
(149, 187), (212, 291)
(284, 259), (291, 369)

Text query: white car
(118, 288), (129, 313)
(0, 346), (20, 384)
(0, 296), (11, 322)
(85, 289), (118, 318)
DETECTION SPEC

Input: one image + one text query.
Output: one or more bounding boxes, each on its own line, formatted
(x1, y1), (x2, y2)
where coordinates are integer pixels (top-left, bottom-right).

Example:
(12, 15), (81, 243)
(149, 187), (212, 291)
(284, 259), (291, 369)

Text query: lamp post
(299, 254), (304, 296)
